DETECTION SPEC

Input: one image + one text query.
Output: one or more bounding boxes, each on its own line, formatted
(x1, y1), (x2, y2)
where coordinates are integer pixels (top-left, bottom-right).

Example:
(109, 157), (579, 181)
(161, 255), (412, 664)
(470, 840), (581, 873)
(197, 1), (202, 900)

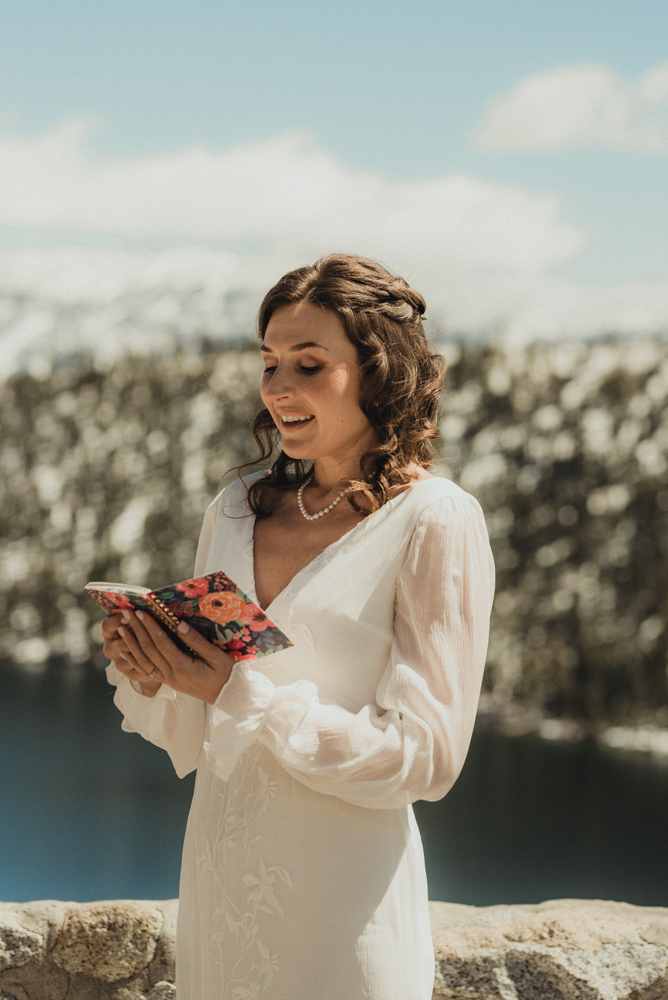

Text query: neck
(307, 458), (433, 494)
(310, 457), (363, 493)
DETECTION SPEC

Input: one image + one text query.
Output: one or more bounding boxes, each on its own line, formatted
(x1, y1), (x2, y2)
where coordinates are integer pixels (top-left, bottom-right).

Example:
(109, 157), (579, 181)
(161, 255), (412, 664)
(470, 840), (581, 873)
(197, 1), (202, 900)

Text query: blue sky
(1, 1), (665, 161)
(0, 0), (667, 348)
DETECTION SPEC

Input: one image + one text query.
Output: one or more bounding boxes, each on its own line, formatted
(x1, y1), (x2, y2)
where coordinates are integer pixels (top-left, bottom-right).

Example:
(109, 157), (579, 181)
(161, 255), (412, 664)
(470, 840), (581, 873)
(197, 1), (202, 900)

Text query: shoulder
(403, 477), (490, 551)
(404, 476), (485, 524)
(204, 471), (269, 521)
(400, 478), (494, 582)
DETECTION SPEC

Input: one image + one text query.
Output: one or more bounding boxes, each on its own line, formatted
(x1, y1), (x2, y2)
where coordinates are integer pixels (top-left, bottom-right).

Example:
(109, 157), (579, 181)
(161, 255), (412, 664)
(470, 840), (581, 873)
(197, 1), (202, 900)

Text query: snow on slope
(1, 124), (668, 380)
(0, 245), (267, 379)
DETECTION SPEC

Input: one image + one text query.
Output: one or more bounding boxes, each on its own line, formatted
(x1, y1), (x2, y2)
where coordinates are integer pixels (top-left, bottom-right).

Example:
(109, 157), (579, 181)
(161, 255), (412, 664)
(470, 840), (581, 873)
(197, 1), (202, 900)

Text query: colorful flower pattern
(86, 571), (292, 662)
(104, 591), (133, 610)
(175, 577), (210, 598)
(199, 591), (247, 624)
(238, 604), (271, 632)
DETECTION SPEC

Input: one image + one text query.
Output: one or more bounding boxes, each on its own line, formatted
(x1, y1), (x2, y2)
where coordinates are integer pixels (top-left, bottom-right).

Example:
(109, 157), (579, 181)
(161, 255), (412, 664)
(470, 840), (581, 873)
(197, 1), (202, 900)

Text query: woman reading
(102, 254), (495, 1000)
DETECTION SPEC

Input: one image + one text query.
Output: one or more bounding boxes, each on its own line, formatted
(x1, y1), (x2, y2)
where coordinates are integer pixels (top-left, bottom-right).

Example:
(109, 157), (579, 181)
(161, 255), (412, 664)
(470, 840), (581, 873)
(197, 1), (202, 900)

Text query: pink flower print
(238, 603), (271, 632)
(107, 592), (133, 610)
(176, 577), (209, 599)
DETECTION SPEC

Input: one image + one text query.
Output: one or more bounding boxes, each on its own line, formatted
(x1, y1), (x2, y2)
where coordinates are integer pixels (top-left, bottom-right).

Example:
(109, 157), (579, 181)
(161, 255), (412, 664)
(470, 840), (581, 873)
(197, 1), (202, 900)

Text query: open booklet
(85, 570), (292, 662)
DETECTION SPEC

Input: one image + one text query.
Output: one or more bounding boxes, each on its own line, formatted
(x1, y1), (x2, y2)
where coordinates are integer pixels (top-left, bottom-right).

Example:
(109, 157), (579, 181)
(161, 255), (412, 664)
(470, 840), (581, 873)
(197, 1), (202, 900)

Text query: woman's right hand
(101, 614), (162, 697)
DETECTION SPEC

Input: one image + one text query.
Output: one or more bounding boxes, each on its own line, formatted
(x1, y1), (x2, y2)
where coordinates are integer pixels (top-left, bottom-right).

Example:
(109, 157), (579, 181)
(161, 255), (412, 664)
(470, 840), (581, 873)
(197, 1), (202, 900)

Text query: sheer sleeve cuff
(204, 663), (321, 781)
(106, 663), (203, 778)
(107, 662), (176, 726)
(203, 662), (276, 781)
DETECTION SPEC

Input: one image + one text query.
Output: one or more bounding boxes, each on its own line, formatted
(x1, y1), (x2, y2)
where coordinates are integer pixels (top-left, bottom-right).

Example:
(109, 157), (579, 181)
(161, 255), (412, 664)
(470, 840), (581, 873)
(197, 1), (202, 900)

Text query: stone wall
(2, 897), (667, 999)
(0, 900), (176, 1000)
(429, 899), (668, 999)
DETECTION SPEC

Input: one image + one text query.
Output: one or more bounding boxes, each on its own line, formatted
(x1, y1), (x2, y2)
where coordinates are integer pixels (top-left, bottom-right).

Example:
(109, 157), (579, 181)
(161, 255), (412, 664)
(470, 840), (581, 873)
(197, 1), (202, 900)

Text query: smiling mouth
(280, 415), (315, 426)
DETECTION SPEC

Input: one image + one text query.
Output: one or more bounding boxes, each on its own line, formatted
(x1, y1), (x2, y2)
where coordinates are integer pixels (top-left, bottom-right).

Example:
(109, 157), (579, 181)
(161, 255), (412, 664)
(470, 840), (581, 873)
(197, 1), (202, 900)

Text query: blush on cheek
(330, 365), (353, 391)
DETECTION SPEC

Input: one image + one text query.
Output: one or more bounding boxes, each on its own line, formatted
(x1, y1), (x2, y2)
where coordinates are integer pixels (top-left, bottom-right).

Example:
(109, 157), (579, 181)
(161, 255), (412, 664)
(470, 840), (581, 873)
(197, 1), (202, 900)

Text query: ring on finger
(149, 665), (160, 678)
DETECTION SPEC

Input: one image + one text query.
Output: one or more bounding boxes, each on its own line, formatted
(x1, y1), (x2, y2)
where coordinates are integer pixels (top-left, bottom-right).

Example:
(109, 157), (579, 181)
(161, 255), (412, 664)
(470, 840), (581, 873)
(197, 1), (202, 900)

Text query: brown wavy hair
(241, 253), (446, 517)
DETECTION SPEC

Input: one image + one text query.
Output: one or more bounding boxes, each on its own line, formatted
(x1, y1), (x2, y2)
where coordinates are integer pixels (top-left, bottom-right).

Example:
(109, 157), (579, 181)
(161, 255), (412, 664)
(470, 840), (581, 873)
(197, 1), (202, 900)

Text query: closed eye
(262, 365), (322, 375)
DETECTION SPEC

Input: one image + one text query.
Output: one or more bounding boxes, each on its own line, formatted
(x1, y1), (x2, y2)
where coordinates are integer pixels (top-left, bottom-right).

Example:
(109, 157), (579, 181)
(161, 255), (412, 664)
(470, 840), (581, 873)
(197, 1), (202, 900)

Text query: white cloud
(0, 118), (581, 267)
(0, 118), (667, 378)
(472, 62), (668, 153)
(0, 118), (585, 361)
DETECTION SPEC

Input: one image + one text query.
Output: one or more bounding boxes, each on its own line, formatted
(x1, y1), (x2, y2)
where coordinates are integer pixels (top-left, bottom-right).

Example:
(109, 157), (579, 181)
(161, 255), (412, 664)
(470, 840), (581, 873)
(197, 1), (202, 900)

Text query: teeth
(282, 415), (314, 423)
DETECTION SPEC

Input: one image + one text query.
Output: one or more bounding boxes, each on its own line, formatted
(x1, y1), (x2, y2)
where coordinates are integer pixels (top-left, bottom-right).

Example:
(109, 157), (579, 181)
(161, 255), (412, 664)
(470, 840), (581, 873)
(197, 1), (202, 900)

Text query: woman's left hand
(118, 609), (235, 705)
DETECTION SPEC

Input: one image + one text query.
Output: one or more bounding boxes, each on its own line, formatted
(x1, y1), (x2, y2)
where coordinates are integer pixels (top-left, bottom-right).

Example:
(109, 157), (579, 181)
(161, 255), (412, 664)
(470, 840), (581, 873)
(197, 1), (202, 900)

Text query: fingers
(107, 645), (143, 680)
(168, 619), (235, 703)
(102, 633), (128, 662)
(112, 650), (140, 678)
(157, 615), (227, 669)
(101, 613), (125, 639)
(117, 610), (235, 704)
(117, 624), (163, 678)
(170, 620), (218, 665)
(115, 647), (142, 673)
(118, 610), (176, 679)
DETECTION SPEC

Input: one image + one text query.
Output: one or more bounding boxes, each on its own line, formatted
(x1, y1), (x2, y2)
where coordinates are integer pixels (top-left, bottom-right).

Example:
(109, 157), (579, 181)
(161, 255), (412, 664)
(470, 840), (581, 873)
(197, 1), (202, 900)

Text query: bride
(103, 253), (495, 1000)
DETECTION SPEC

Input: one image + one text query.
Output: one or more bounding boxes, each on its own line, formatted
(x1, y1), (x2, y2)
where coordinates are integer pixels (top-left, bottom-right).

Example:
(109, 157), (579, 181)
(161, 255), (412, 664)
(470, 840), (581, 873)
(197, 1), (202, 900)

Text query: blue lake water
(1, 660), (667, 906)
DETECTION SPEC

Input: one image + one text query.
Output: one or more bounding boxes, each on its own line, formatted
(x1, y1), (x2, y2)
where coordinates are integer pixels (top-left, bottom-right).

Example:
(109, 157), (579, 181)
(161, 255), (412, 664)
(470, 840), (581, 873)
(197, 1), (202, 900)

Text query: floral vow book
(85, 572), (293, 662)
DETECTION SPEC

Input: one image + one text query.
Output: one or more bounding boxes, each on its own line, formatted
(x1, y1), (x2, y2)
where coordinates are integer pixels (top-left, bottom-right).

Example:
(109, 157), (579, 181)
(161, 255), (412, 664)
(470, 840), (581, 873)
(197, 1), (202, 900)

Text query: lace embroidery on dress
(195, 744), (293, 998)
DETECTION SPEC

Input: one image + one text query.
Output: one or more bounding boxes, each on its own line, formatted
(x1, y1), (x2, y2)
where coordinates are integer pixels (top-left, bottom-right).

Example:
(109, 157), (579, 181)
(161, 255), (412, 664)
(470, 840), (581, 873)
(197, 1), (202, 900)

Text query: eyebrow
(260, 341), (329, 353)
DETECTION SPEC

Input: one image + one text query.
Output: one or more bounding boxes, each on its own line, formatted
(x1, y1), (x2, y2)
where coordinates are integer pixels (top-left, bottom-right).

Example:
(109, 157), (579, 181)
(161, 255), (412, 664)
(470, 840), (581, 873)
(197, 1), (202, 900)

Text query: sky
(0, 0), (667, 355)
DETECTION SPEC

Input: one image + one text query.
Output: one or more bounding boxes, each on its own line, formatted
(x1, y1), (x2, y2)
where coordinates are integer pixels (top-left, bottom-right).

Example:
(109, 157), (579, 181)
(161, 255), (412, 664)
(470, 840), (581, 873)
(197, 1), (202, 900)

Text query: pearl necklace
(297, 473), (355, 521)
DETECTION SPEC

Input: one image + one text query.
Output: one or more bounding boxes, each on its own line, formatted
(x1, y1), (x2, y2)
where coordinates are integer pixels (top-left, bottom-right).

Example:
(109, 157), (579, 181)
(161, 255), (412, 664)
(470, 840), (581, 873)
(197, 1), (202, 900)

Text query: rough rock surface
(0, 899), (176, 1000)
(430, 898), (668, 1000)
(1, 897), (667, 998)
(51, 902), (162, 982)
(0, 918), (44, 972)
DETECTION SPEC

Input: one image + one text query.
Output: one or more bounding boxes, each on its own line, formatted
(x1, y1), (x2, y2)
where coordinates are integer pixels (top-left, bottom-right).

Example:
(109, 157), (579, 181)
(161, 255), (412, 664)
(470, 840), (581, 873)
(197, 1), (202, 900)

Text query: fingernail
(118, 626), (125, 637)
(136, 610), (144, 621)
(121, 612), (130, 623)
(177, 621), (190, 633)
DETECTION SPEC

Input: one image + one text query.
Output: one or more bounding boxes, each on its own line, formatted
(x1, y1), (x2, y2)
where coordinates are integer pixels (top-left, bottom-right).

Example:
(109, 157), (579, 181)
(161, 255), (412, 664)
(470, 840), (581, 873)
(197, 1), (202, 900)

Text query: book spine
(144, 595), (200, 656)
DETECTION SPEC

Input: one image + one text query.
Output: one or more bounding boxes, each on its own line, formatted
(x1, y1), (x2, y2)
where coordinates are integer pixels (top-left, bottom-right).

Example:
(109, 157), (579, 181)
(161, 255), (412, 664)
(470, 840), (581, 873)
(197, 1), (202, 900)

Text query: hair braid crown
(239, 253), (445, 517)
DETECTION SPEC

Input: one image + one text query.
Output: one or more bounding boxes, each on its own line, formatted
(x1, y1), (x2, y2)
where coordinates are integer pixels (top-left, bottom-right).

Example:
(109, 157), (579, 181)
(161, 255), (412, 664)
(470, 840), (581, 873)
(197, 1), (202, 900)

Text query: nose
(263, 363), (295, 401)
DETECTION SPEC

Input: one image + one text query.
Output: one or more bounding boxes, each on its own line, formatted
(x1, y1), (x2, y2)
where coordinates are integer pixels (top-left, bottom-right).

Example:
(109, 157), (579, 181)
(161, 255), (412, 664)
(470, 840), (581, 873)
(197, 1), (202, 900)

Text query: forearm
(205, 663), (440, 807)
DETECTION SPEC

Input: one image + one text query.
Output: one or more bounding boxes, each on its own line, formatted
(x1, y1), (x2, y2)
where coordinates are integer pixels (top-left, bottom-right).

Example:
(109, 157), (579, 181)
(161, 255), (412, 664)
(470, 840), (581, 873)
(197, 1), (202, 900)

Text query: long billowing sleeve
(105, 493), (222, 777)
(204, 493), (495, 808)
(106, 664), (206, 777)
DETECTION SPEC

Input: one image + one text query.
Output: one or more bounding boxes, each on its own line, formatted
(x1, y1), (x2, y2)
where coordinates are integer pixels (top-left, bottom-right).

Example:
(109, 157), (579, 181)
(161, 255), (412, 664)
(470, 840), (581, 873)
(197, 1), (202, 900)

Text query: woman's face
(260, 302), (373, 467)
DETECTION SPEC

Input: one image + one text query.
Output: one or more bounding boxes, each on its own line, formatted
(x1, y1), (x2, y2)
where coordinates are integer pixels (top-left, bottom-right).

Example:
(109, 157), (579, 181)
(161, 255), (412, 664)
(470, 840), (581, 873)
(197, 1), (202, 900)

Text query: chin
(280, 440), (314, 461)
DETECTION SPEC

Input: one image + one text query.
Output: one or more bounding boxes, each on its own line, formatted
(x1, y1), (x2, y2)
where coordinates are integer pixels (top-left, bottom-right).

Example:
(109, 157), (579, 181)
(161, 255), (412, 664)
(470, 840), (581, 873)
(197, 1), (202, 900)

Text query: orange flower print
(238, 603), (270, 632)
(198, 591), (246, 624)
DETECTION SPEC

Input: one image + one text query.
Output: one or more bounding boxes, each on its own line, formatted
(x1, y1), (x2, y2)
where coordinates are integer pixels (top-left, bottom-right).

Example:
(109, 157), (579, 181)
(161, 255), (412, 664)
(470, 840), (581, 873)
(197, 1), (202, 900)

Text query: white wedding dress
(107, 473), (495, 1000)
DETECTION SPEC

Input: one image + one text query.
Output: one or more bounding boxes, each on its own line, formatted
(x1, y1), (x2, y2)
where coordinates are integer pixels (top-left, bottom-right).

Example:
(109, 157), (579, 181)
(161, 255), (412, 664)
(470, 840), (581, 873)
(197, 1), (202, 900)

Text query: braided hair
(241, 253), (446, 517)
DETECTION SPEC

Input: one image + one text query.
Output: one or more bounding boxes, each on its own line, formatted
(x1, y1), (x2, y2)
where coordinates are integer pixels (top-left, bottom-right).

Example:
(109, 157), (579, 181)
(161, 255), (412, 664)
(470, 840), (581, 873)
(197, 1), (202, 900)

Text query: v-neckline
(248, 476), (439, 613)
